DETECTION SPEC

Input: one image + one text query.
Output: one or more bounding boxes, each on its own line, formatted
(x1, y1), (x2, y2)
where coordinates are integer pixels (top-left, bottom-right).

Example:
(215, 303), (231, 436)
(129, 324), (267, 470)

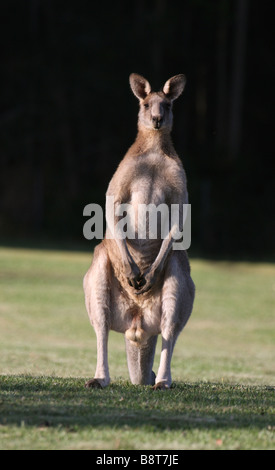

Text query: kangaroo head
(129, 73), (186, 132)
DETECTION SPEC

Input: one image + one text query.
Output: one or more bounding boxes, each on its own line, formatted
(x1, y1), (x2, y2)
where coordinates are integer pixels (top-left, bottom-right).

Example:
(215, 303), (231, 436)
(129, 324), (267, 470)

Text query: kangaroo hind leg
(83, 243), (111, 388)
(154, 253), (195, 390)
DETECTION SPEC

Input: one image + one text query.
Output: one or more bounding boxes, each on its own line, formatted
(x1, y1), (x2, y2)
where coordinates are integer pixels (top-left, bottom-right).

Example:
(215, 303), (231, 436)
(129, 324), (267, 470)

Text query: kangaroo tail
(124, 334), (157, 385)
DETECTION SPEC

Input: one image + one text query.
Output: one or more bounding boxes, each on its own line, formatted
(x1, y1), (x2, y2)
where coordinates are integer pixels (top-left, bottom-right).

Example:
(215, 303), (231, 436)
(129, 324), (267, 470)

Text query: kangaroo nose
(152, 115), (163, 129)
(152, 115), (162, 122)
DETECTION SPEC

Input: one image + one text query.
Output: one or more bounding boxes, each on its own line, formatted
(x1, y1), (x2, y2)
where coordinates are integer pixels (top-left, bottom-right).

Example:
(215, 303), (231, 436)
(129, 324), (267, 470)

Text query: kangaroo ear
(129, 73), (151, 100)
(163, 74), (186, 101)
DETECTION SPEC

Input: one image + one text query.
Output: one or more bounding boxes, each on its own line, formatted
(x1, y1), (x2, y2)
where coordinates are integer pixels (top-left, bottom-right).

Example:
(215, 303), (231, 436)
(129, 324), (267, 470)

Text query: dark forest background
(1, 0), (274, 258)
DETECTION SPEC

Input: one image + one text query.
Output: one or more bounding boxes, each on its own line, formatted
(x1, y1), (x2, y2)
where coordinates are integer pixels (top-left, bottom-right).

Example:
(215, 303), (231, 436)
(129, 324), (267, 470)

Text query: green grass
(0, 246), (274, 449)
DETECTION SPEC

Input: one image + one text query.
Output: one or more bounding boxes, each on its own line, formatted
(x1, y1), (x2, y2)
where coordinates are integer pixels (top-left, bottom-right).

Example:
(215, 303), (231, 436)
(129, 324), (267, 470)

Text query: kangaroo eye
(144, 103), (149, 109)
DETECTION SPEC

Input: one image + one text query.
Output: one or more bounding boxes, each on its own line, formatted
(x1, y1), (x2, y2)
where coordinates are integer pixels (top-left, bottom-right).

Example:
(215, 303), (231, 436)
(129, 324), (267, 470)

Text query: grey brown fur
(83, 73), (195, 390)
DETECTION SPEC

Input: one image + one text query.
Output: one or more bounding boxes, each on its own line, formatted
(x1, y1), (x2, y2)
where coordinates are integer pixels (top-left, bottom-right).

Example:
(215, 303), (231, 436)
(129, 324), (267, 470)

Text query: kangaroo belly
(110, 280), (162, 338)
(127, 166), (169, 269)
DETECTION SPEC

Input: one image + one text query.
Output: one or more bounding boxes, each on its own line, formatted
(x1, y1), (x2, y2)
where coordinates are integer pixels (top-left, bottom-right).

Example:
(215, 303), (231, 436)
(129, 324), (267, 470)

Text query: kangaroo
(83, 73), (195, 390)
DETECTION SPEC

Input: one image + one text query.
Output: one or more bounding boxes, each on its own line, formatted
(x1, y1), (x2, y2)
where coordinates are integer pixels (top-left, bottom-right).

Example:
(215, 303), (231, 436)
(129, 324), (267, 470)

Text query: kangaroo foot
(152, 381), (169, 391)
(85, 378), (103, 389)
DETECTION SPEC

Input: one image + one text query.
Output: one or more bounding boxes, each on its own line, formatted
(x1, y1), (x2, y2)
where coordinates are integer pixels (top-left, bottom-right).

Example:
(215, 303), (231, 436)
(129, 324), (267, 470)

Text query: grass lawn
(0, 246), (274, 449)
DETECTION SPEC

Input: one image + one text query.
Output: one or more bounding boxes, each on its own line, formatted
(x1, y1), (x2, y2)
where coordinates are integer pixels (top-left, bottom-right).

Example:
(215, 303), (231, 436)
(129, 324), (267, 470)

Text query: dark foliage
(1, 0), (274, 257)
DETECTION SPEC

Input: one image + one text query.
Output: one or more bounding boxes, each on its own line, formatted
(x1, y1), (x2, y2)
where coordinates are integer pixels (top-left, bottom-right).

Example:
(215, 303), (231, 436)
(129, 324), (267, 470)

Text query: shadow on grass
(0, 375), (274, 431)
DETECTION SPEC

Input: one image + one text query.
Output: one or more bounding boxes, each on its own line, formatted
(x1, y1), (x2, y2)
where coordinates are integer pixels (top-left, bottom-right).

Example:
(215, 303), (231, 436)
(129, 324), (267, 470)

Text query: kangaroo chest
(129, 151), (178, 206)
